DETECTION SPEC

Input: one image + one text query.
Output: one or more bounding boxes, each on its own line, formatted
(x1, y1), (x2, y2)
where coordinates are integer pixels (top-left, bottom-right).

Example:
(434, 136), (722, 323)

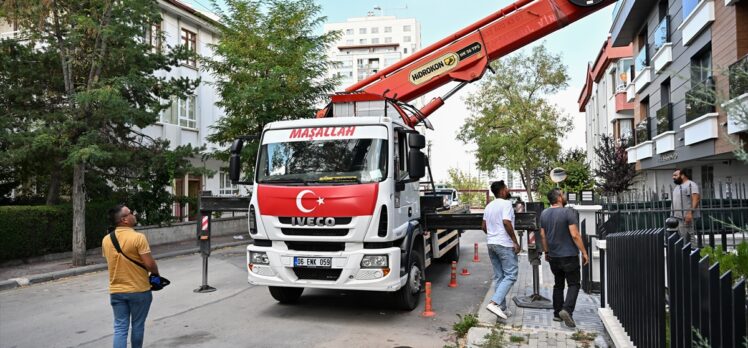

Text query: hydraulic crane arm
(320, 0), (616, 126)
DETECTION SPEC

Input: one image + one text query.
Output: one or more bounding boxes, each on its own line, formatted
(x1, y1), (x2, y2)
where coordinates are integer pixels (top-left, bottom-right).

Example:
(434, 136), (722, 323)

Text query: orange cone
(461, 267), (470, 276)
(448, 261), (458, 288)
(421, 282), (436, 317)
(473, 243), (480, 262)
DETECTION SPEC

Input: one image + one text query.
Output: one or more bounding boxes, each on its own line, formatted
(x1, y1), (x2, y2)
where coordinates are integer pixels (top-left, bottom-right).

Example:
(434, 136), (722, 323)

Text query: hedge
(0, 201), (115, 261)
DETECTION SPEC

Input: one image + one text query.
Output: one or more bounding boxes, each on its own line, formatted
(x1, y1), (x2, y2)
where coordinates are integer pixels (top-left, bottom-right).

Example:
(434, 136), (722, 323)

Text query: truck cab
(242, 115), (429, 309)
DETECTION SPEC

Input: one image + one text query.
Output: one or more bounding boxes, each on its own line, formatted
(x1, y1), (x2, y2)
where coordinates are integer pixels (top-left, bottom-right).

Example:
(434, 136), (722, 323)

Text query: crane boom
(320, 0), (616, 126)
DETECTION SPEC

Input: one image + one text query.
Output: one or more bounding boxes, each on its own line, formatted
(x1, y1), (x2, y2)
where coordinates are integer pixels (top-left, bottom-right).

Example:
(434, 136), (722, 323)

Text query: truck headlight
(250, 251), (269, 265)
(361, 255), (388, 268)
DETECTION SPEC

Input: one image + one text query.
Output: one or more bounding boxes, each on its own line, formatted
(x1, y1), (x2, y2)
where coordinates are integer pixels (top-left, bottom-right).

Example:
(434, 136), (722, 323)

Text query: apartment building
(324, 15), (422, 91)
(578, 38), (635, 170)
(611, 0), (748, 197)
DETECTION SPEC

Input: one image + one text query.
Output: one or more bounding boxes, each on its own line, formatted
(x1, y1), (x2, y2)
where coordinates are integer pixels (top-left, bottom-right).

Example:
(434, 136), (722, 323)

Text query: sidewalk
(0, 233), (251, 291)
(467, 252), (611, 348)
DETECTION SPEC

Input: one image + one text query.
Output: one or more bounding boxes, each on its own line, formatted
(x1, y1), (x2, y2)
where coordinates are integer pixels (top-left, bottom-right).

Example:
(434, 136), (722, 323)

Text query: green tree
(536, 149), (595, 204)
(1, 0), (200, 265)
(445, 168), (486, 207)
(204, 0), (339, 179)
(458, 45), (572, 202)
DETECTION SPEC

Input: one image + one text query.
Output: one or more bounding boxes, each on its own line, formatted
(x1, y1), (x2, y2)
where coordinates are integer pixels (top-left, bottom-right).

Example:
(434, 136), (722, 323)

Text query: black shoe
(553, 316), (562, 322)
(559, 309), (576, 328)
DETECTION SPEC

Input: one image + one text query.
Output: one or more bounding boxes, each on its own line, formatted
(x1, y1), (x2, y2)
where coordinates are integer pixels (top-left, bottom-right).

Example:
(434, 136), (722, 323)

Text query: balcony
(615, 91), (634, 112)
(678, 0), (715, 46)
(636, 141), (654, 160)
(721, 56), (748, 134)
(681, 113), (719, 145)
(633, 47), (651, 93)
(655, 103), (673, 135)
(626, 146), (638, 163)
(626, 82), (636, 102)
(651, 17), (672, 73)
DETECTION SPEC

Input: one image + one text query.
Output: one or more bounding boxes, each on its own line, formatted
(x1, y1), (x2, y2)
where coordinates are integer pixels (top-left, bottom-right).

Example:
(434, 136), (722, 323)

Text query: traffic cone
(460, 267), (470, 276)
(448, 261), (458, 288)
(473, 243), (480, 262)
(421, 282), (436, 317)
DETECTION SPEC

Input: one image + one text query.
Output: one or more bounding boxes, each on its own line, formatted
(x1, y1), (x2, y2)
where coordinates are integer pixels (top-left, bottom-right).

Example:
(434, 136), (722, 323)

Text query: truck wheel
(394, 248), (424, 310)
(442, 235), (460, 262)
(269, 286), (303, 304)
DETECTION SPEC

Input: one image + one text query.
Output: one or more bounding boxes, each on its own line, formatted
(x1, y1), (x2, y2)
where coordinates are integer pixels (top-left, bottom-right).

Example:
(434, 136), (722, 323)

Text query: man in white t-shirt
(481, 180), (519, 319)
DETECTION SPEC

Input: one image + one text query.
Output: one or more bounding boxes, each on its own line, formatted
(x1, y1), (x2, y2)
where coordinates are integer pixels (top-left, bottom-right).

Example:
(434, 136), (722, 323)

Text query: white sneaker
(486, 302), (507, 319)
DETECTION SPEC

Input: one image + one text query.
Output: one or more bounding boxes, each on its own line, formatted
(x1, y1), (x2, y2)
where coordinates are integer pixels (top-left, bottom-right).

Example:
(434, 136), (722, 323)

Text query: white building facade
(324, 15), (422, 91)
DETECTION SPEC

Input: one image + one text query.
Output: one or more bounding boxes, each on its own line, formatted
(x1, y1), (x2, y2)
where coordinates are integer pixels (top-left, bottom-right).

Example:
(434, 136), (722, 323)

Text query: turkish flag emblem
(257, 184), (379, 217)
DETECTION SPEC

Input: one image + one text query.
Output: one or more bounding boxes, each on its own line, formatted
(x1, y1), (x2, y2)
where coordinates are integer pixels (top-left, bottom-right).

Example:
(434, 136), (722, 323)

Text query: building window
(701, 166), (714, 197)
(384, 26), (392, 33)
(359, 39), (367, 44)
(403, 36), (411, 43)
(403, 25), (411, 32)
(683, 0), (698, 20)
(658, 0), (668, 21)
(346, 28), (353, 35)
(371, 38), (379, 44)
(371, 27), (379, 34)
(403, 48), (408, 54)
(691, 48), (712, 83)
(219, 169), (239, 196)
(359, 28), (367, 34)
(346, 39), (354, 44)
(181, 28), (197, 67)
(384, 37), (392, 43)
(144, 21), (162, 52)
(161, 96), (197, 128)
(609, 68), (618, 95)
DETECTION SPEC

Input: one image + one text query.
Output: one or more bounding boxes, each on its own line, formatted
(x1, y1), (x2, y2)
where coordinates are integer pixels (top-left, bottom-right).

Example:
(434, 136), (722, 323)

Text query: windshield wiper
(260, 178), (307, 185)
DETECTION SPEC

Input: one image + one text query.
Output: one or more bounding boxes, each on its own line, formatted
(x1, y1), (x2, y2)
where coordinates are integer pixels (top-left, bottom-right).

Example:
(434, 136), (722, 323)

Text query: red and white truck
(227, 0), (614, 309)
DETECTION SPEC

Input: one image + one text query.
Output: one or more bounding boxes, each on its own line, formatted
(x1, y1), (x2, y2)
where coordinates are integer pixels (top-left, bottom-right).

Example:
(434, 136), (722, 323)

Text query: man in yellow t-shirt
(102, 205), (159, 348)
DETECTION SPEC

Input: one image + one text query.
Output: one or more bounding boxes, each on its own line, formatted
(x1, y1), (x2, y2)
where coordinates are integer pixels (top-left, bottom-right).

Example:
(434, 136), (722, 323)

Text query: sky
(185, 0), (616, 182)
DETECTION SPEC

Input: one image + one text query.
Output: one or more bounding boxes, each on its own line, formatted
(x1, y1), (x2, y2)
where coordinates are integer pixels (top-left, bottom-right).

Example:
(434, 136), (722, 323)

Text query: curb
(0, 240), (249, 291)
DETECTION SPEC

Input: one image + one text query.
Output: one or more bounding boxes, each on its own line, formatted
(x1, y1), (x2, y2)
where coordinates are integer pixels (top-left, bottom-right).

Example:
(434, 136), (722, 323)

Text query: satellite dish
(550, 167), (567, 183)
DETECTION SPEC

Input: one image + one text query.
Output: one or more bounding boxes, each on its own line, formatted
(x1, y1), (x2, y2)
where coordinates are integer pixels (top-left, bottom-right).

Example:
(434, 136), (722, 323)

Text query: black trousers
(549, 255), (581, 317)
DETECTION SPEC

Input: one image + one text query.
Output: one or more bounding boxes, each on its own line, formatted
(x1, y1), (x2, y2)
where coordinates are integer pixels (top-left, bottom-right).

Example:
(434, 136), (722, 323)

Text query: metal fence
(667, 231), (747, 348)
(607, 228), (667, 348)
(595, 181), (748, 251)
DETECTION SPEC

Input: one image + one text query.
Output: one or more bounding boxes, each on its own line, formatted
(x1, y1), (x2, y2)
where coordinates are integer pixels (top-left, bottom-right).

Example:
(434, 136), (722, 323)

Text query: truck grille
(293, 268), (342, 281)
(281, 228), (349, 236)
(278, 217), (353, 225)
(285, 241), (345, 252)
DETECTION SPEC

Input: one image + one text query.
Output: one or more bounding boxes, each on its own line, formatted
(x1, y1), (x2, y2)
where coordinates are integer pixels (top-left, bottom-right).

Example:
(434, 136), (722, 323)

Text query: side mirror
(408, 133), (426, 149)
(229, 138), (253, 185)
(408, 149), (425, 180)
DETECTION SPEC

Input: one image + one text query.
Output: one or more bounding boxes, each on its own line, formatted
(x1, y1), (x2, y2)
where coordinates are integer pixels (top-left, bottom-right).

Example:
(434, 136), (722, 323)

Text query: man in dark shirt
(539, 189), (589, 328)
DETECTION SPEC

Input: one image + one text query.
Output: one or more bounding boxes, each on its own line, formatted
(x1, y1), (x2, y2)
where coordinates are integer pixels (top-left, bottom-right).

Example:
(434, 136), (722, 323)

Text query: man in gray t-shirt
(539, 189), (589, 328)
(671, 168), (700, 247)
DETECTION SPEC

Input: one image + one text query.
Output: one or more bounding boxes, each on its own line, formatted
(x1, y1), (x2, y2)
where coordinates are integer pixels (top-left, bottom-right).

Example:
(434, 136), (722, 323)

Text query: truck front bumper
(246, 244), (406, 292)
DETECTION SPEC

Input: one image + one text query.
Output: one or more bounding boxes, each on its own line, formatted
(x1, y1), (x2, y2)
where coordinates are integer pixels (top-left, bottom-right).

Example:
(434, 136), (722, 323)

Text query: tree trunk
(71, 162), (87, 266)
(519, 169), (534, 202)
(45, 170), (61, 205)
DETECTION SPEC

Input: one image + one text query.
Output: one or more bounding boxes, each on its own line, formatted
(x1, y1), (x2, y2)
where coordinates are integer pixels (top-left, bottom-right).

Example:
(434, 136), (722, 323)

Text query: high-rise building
(324, 14), (421, 91)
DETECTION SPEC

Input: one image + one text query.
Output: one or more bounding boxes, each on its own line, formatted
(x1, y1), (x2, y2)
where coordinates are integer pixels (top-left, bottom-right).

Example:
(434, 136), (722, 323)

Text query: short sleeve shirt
(102, 227), (152, 294)
(540, 207), (579, 258)
(672, 181), (700, 219)
(482, 198), (516, 247)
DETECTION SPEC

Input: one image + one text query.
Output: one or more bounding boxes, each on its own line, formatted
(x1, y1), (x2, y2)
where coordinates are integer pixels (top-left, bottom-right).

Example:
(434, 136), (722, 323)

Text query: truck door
(393, 129), (420, 234)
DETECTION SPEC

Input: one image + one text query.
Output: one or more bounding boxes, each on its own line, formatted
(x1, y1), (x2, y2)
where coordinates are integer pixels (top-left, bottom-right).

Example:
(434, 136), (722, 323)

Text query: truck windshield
(257, 138), (388, 185)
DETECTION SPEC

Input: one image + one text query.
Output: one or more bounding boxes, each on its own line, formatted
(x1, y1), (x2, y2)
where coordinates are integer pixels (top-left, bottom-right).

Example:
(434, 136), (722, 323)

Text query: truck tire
(269, 286), (303, 304)
(441, 234), (460, 262)
(394, 248), (424, 310)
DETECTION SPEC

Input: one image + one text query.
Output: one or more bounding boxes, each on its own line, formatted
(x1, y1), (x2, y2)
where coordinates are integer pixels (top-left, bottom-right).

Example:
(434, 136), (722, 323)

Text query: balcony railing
(685, 77), (716, 122)
(729, 55), (748, 99)
(653, 16), (670, 53)
(634, 45), (648, 76)
(635, 118), (651, 144)
(655, 103), (673, 134)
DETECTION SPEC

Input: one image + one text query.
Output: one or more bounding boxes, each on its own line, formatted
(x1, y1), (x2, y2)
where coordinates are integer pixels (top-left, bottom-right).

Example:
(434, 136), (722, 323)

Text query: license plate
(294, 257), (332, 268)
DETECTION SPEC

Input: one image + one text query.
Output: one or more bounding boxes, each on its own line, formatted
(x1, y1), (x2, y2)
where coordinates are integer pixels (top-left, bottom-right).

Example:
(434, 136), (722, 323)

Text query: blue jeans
(110, 291), (152, 348)
(487, 244), (518, 309)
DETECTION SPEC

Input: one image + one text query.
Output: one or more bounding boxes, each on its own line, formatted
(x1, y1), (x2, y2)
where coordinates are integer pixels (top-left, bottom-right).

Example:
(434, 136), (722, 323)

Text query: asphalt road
(0, 230), (492, 348)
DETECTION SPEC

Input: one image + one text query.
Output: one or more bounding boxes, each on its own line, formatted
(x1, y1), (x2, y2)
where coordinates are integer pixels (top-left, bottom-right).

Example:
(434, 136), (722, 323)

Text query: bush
(453, 313), (479, 338)
(700, 242), (748, 282)
(0, 201), (115, 261)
